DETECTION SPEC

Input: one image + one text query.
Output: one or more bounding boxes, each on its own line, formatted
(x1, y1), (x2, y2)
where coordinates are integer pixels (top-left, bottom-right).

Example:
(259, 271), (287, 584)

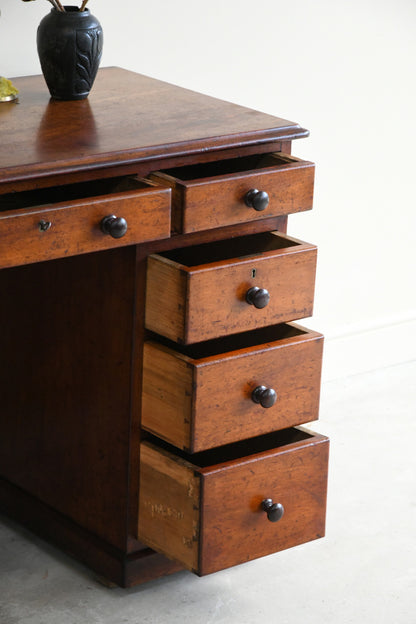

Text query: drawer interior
(0, 175), (150, 212)
(159, 152), (295, 181)
(147, 322), (308, 359)
(157, 231), (298, 266)
(144, 427), (313, 468)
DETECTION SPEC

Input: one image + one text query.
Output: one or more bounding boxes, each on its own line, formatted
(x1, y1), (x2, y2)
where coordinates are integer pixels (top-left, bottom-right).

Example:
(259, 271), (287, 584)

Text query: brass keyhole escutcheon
(38, 220), (52, 232)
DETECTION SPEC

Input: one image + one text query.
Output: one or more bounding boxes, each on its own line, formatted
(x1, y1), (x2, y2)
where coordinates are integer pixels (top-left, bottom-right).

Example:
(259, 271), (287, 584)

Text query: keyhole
(251, 268), (257, 279)
(39, 220), (52, 232)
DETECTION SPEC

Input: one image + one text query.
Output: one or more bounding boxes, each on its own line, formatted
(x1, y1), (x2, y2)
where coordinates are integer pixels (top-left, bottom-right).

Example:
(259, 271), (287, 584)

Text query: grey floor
(1, 361), (415, 624)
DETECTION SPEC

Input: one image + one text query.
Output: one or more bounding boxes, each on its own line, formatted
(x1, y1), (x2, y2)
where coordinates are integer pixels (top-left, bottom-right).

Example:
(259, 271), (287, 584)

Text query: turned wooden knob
(246, 286), (270, 309)
(252, 385), (277, 408)
(244, 189), (269, 211)
(262, 498), (284, 523)
(100, 215), (128, 239)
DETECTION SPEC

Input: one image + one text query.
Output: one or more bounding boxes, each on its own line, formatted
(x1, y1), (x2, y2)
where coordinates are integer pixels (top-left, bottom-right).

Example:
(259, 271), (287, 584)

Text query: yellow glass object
(0, 76), (19, 101)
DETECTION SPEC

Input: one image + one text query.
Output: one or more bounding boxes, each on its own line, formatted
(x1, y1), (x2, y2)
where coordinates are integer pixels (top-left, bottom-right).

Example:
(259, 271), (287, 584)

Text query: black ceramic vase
(37, 6), (103, 100)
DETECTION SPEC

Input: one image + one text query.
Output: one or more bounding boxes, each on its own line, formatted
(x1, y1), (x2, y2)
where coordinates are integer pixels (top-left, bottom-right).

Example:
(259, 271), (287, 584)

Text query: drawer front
(145, 232), (317, 344)
(150, 153), (315, 233)
(142, 324), (323, 452)
(138, 428), (329, 575)
(0, 177), (171, 268)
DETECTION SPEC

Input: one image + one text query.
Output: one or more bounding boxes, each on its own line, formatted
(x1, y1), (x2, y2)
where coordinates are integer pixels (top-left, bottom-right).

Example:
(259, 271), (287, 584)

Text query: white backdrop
(2, 0), (415, 380)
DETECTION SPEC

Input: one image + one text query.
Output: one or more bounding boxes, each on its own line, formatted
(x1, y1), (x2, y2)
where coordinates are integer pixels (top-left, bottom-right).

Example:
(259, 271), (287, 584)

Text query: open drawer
(142, 323), (323, 452)
(0, 175), (171, 268)
(138, 427), (329, 576)
(149, 152), (314, 233)
(145, 231), (317, 343)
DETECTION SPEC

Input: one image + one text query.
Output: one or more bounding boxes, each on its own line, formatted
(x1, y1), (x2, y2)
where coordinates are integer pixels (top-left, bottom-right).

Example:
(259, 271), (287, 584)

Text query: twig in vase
(22, 0), (91, 13)
(46, 0), (65, 10)
(46, 0), (62, 10)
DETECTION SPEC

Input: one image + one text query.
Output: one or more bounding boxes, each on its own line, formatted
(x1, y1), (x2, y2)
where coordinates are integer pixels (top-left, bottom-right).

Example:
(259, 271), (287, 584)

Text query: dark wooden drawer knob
(246, 286), (270, 309)
(262, 498), (284, 523)
(244, 188), (269, 211)
(100, 215), (128, 239)
(252, 385), (277, 408)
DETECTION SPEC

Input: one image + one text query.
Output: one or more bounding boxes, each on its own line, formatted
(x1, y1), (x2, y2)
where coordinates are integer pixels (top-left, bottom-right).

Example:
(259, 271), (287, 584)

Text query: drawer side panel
(138, 443), (200, 572)
(142, 343), (194, 450)
(145, 257), (188, 342)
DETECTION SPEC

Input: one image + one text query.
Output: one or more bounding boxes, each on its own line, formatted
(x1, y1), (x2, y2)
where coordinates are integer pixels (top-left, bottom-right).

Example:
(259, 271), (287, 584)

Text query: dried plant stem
(54, 0), (66, 11)
(80, 0), (89, 10)
(46, 0), (62, 10)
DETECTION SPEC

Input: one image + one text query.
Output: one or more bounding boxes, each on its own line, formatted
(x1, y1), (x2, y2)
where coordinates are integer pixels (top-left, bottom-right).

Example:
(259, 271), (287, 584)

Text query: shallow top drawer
(145, 231), (317, 344)
(149, 152), (314, 233)
(0, 176), (171, 269)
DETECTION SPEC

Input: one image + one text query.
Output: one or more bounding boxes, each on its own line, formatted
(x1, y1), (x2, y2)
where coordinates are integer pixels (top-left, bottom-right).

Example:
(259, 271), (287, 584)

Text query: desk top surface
(0, 67), (307, 186)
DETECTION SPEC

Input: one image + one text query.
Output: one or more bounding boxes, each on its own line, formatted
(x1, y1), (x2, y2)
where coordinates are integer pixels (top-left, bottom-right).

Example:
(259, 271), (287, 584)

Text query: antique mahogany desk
(0, 68), (328, 587)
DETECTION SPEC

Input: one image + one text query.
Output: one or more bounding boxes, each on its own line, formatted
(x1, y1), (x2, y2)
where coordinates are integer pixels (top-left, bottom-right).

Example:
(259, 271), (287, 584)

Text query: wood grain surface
(0, 67), (326, 588)
(0, 177), (170, 269)
(145, 232), (317, 343)
(151, 153), (314, 233)
(0, 247), (137, 549)
(142, 324), (323, 452)
(138, 429), (329, 575)
(0, 68), (308, 187)
(138, 442), (200, 572)
(199, 429), (329, 575)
